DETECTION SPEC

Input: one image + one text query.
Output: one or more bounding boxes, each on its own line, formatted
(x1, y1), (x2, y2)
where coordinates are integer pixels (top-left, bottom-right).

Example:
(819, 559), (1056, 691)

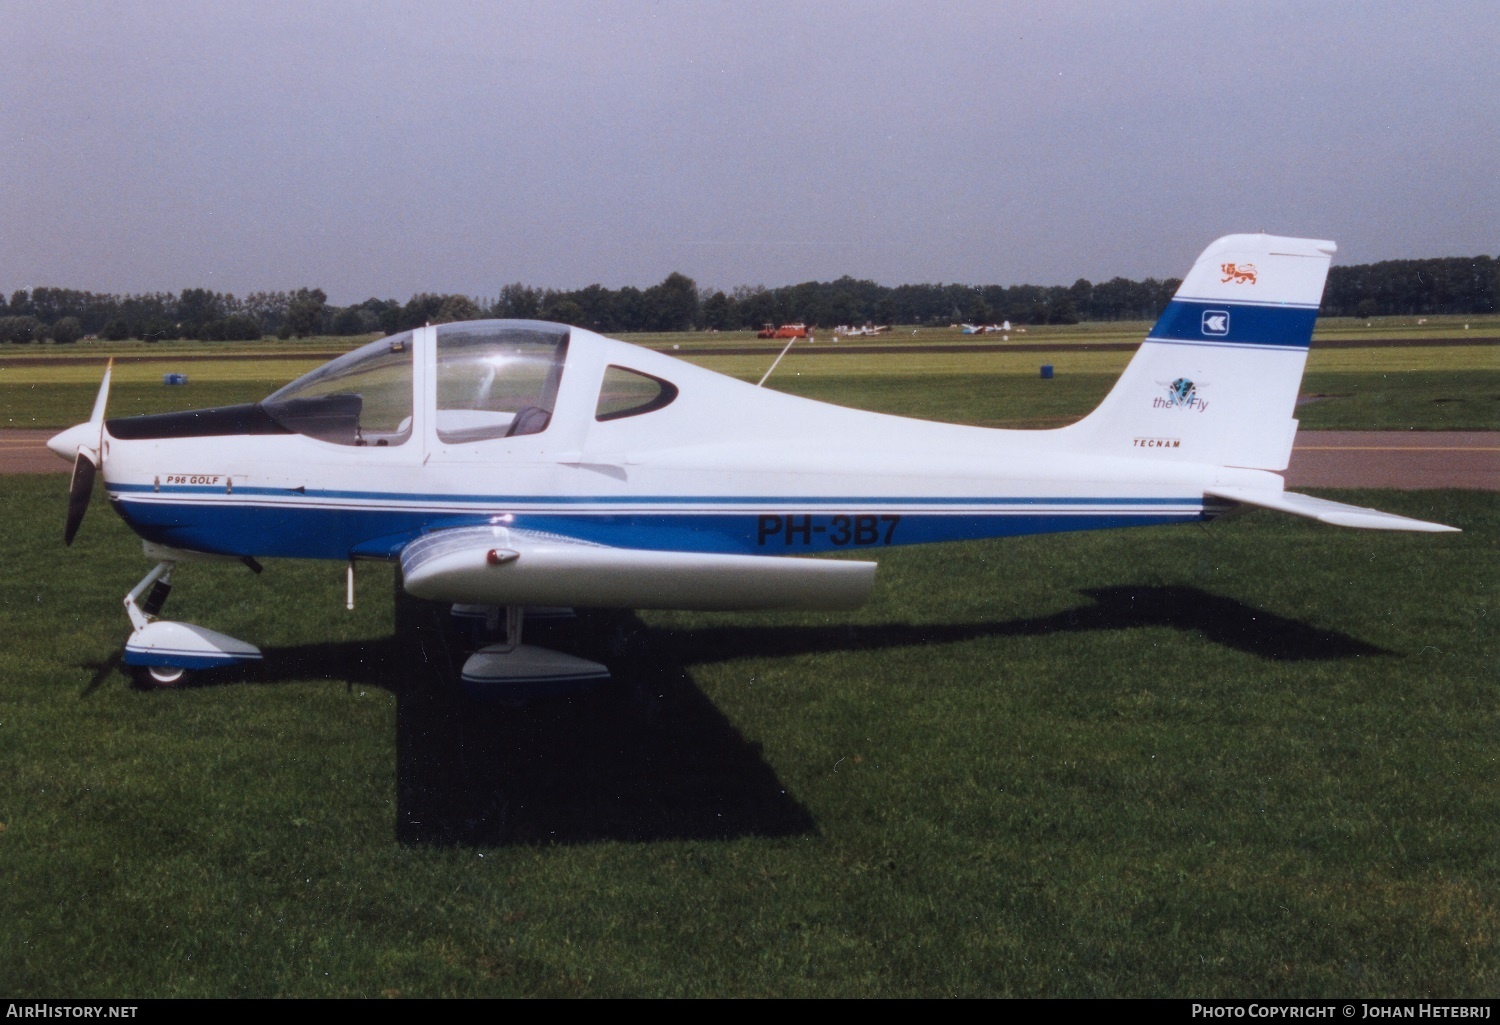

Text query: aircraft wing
(399, 525), (877, 611)
(1205, 487), (1459, 532)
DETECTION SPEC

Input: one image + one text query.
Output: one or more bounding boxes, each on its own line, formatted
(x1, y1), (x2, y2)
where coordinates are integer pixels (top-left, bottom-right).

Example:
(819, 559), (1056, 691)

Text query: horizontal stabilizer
(1206, 487), (1459, 532)
(401, 525), (876, 611)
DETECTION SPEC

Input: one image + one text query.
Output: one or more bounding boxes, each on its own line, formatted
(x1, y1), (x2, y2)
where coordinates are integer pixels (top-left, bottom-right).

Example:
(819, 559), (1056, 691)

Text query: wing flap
(400, 525), (876, 611)
(1206, 487), (1459, 532)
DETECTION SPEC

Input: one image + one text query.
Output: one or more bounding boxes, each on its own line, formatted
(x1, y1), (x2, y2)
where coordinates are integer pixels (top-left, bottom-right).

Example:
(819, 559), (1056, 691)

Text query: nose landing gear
(120, 561), (262, 688)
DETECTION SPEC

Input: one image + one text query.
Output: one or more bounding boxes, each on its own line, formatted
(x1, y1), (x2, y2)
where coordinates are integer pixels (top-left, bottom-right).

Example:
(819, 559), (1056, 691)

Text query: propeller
(64, 450), (97, 545)
(50, 359), (112, 545)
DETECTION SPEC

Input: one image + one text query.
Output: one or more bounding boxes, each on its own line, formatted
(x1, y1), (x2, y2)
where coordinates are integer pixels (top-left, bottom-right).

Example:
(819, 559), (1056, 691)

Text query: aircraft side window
(595, 366), (679, 422)
(436, 323), (569, 443)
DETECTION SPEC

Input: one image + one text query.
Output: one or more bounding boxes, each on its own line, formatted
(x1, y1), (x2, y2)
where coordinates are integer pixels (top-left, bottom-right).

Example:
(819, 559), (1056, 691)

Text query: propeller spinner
(48, 360), (112, 545)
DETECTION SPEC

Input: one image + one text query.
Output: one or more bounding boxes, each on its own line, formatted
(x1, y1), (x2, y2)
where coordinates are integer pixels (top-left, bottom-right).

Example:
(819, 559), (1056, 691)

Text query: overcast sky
(3, 1), (1496, 304)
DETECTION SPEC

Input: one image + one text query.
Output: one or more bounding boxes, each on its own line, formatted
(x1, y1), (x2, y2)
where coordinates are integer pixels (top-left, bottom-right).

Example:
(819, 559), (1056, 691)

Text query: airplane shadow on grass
(89, 583), (1388, 847)
(660, 584), (1394, 667)
(386, 593), (815, 848)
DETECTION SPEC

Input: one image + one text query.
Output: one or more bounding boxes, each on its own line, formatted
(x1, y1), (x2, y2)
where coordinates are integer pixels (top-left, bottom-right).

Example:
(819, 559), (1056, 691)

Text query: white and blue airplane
(48, 234), (1456, 691)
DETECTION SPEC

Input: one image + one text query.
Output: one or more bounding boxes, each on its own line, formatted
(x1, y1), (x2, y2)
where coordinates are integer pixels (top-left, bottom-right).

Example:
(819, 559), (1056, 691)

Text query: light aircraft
(960, 321), (1010, 335)
(49, 234), (1456, 692)
(837, 325), (891, 337)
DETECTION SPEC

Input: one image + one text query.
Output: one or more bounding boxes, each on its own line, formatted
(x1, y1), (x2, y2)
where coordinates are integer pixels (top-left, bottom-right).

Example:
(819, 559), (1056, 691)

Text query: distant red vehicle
(757, 323), (808, 339)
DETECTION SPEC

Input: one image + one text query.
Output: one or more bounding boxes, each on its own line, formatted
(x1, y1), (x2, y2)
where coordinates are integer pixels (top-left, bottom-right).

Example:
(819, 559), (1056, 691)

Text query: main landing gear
(449, 604), (609, 702)
(120, 561), (262, 688)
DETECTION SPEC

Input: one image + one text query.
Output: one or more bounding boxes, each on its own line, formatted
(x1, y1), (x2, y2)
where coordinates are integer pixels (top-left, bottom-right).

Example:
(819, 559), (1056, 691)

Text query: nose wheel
(133, 663), (190, 689)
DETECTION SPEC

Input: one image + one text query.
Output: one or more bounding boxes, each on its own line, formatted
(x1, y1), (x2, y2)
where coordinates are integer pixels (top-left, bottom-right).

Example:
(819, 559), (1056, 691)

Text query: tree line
(1, 254), (1493, 344)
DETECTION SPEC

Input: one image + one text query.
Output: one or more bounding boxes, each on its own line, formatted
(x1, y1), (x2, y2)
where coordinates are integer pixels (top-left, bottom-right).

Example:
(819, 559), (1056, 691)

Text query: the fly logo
(1220, 262), (1257, 284)
(1201, 310), (1230, 336)
(1153, 378), (1209, 412)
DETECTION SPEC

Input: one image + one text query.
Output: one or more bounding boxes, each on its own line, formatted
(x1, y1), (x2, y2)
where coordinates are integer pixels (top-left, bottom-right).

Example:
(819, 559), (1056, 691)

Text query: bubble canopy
(434, 321), (569, 443)
(260, 322), (571, 446)
(261, 332), (415, 445)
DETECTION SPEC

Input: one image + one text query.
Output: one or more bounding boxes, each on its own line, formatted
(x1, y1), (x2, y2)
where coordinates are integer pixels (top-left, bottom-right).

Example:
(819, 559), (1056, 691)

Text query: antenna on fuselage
(757, 335), (799, 387)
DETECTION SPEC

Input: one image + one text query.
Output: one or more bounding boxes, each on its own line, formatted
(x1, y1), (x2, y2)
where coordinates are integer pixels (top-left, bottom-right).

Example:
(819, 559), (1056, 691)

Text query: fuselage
(97, 322), (1275, 562)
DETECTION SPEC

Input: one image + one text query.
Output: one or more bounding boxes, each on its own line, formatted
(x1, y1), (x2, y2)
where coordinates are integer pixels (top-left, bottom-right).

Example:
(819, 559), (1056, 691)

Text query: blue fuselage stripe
(108, 494), (1211, 559)
(112, 483), (1193, 507)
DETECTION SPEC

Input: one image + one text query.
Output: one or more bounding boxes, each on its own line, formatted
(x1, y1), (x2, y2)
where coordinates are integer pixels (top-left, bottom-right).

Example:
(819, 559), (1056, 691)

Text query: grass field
(1, 312), (1494, 362)
(0, 319), (1495, 431)
(0, 321), (1495, 997)
(0, 477), (1492, 998)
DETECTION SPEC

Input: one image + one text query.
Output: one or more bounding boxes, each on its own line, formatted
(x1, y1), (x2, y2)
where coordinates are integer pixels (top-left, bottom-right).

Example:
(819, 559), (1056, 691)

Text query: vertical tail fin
(1060, 234), (1335, 471)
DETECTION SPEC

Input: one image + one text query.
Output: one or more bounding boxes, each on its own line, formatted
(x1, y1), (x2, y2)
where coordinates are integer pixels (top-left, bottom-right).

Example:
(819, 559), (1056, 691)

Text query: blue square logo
(1201, 310), (1230, 336)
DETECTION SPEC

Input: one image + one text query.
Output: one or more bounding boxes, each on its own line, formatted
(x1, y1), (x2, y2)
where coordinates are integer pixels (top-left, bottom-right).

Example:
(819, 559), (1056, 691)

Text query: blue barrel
(1040, 365), (1053, 379)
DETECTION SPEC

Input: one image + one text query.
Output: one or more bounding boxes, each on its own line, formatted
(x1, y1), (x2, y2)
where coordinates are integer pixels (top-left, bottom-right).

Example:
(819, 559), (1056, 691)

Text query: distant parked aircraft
(757, 324), (808, 339)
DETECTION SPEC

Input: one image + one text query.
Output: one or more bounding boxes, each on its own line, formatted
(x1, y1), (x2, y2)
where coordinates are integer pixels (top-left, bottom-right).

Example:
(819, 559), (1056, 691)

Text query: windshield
(263, 333), (414, 446)
(435, 321), (568, 443)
